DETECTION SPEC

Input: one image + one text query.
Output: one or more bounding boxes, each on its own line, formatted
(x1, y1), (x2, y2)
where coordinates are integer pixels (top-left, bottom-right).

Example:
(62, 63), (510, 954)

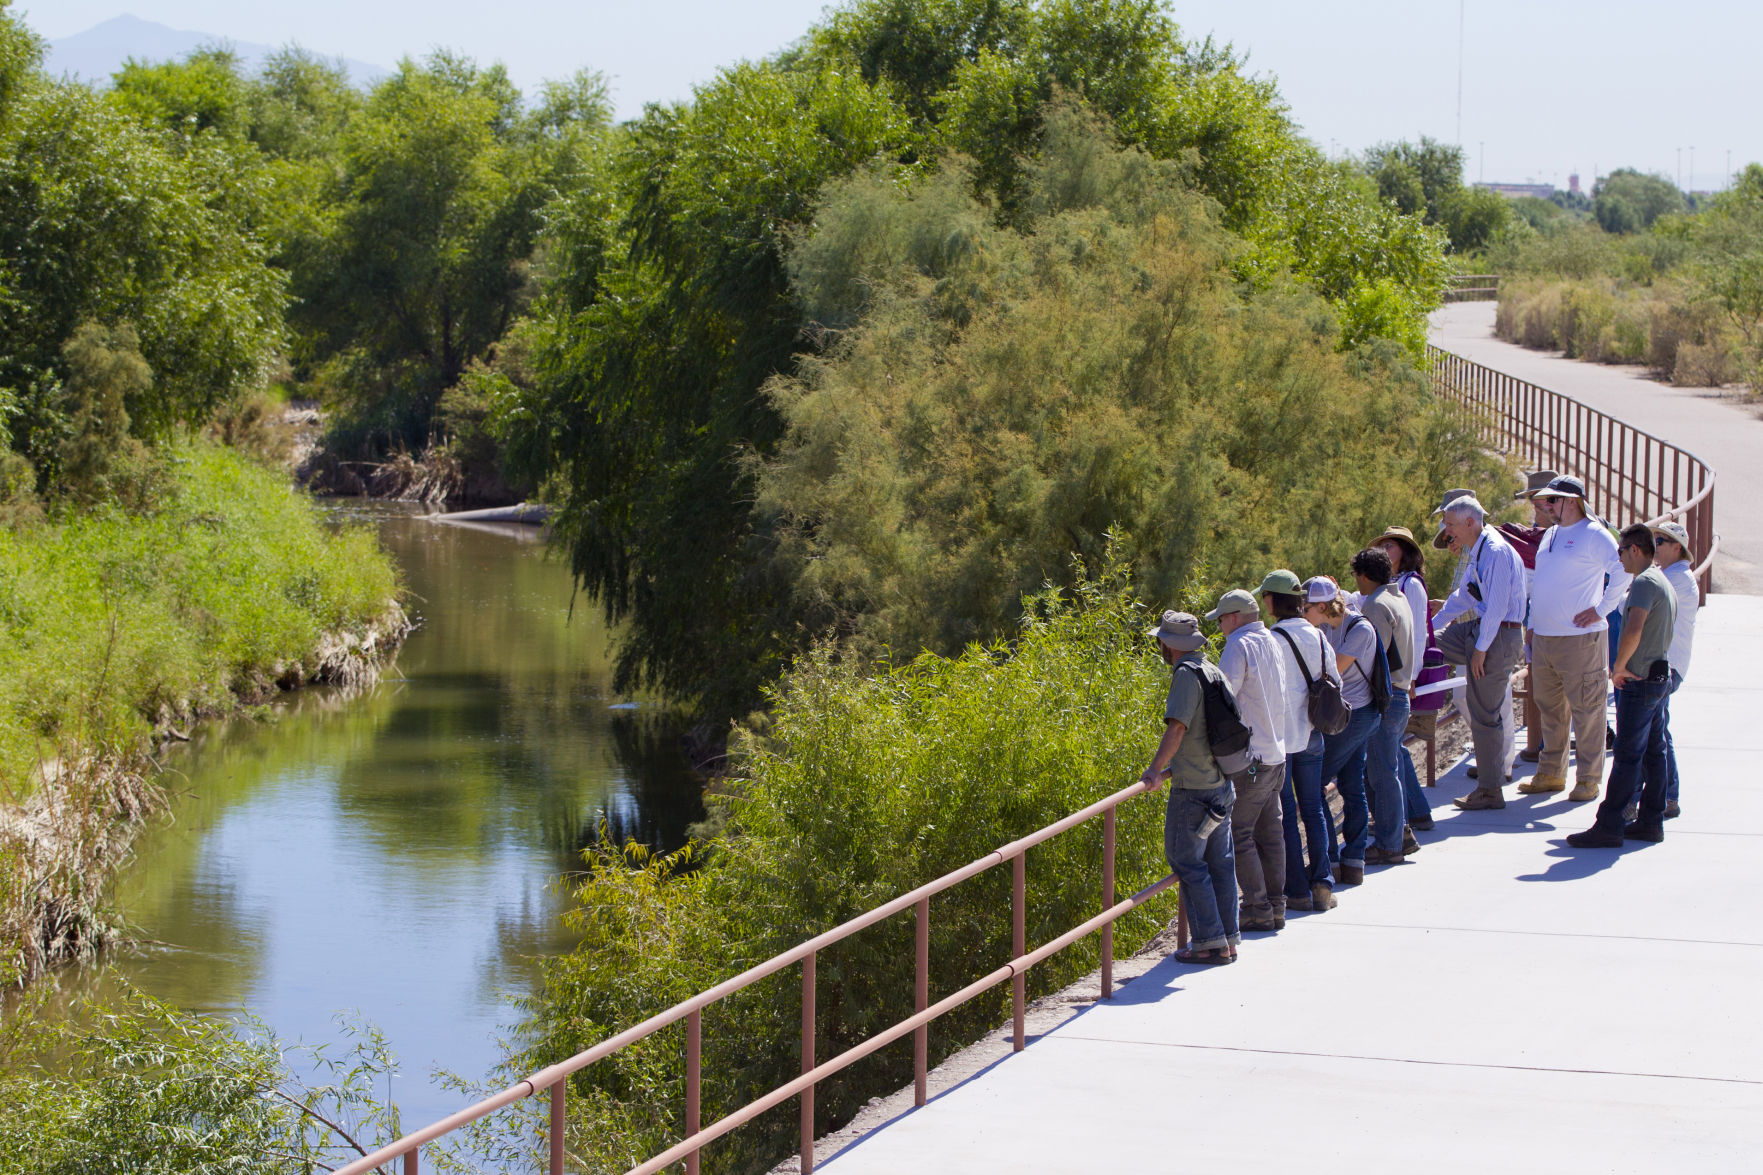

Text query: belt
(1499, 621), (1521, 629)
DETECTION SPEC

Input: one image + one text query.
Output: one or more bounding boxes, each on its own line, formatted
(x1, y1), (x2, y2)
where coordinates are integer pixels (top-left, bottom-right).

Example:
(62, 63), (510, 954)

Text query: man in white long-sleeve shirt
(1208, 589), (1290, 931)
(1519, 475), (1630, 802)
(1431, 495), (1528, 810)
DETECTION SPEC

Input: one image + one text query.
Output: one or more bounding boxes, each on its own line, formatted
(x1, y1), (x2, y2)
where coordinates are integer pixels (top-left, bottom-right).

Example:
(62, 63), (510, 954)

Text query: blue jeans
(1664, 669), (1682, 804)
(1606, 608), (1623, 671)
(1593, 673), (1671, 832)
(1399, 742), (1430, 822)
(1165, 779), (1238, 951)
(1281, 732), (1331, 899)
(1321, 706), (1379, 867)
(1366, 690), (1412, 853)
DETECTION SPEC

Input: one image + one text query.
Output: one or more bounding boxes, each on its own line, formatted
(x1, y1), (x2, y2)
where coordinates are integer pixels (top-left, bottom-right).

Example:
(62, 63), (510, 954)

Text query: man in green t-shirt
(1567, 525), (1679, 847)
(1139, 610), (1237, 965)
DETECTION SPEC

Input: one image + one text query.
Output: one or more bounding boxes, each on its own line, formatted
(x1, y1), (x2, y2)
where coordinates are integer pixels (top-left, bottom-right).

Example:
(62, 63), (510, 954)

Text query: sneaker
(1565, 826), (1624, 848)
(1517, 774), (1567, 795)
(1623, 821), (1665, 842)
(1310, 882), (1337, 911)
(1606, 724), (1616, 751)
(1568, 781), (1602, 802)
(1365, 847), (1406, 866)
(1664, 800), (1681, 820)
(1402, 826), (1422, 854)
(1453, 789), (1506, 810)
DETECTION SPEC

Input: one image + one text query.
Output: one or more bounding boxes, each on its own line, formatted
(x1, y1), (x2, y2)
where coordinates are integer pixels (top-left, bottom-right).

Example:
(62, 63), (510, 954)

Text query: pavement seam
(1294, 920), (1763, 948)
(1047, 1036), (1763, 1088)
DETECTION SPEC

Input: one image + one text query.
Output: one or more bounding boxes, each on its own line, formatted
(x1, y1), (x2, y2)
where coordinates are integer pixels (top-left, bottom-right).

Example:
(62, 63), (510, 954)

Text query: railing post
(1176, 898), (1190, 950)
(1101, 807), (1117, 1000)
(801, 951), (815, 1174)
(1012, 852), (1026, 1052)
(914, 897), (929, 1107)
(405, 1148), (418, 1175)
(549, 1081), (566, 1175)
(686, 1010), (701, 1175)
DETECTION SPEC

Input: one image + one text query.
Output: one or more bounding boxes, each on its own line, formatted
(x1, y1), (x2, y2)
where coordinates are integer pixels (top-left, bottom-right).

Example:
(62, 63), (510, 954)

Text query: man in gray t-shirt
(1139, 610), (1237, 963)
(1569, 526), (1680, 847)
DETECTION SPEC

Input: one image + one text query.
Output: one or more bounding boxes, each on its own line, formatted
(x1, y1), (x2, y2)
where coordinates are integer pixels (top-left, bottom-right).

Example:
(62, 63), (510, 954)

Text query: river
(48, 501), (705, 1130)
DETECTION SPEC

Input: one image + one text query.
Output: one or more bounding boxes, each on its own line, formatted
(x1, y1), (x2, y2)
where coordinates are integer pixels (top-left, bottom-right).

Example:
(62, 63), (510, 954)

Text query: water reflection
(50, 503), (703, 1129)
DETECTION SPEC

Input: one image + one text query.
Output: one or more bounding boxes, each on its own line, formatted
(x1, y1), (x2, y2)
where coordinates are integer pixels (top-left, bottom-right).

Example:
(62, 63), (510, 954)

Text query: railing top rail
(334, 775), (1164, 1175)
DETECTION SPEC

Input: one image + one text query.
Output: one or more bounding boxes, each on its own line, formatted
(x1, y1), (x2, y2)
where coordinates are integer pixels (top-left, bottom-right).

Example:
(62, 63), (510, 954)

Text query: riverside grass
(0, 440), (402, 985)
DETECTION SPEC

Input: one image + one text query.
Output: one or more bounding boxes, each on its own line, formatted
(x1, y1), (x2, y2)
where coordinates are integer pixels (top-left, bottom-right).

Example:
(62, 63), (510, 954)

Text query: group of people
(1139, 469), (1701, 965)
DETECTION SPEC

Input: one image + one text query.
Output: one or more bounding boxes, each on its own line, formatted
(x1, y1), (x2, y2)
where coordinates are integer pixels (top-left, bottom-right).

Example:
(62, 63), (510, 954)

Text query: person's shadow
(1516, 839), (1636, 882)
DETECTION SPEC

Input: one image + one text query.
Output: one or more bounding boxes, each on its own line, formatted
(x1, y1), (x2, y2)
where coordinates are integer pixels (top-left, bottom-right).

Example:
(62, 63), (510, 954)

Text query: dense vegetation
(1489, 164), (1763, 390)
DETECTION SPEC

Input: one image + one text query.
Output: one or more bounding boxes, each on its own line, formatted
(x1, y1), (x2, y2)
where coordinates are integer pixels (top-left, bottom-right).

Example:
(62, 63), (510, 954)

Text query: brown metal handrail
(1427, 346), (1720, 600)
(334, 778), (1180, 1175)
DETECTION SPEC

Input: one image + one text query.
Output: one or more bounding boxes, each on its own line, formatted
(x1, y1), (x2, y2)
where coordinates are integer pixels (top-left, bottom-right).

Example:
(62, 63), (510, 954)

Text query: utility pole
(1676, 147), (1682, 190)
(1455, 0), (1465, 148)
(1479, 140), (1485, 183)
(1690, 146), (1696, 193)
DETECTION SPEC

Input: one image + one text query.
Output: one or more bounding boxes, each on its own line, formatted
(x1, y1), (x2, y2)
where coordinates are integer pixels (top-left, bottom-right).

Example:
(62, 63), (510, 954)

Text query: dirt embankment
(0, 603), (412, 989)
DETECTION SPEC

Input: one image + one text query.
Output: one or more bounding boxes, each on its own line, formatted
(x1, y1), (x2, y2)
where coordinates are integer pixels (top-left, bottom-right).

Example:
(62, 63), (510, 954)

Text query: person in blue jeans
(1569, 526), (1678, 847)
(1139, 610), (1239, 964)
(1303, 576), (1380, 886)
(1260, 569), (1344, 915)
(1352, 548), (1417, 865)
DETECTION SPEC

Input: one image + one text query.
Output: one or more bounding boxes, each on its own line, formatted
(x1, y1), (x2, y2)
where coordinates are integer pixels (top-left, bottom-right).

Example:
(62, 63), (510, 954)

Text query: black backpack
(1175, 660), (1255, 776)
(1273, 625), (1352, 735)
(1345, 614), (1393, 716)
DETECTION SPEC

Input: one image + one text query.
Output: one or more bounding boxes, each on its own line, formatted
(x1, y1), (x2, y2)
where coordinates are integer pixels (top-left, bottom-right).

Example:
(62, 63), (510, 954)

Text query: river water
(52, 502), (704, 1130)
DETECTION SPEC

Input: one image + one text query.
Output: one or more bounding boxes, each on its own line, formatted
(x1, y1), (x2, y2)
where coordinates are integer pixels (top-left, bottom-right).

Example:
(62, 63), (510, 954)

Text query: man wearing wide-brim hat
(1139, 611), (1239, 964)
(1522, 475), (1631, 801)
(1431, 492), (1527, 809)
(1648, 520), (1698, 819)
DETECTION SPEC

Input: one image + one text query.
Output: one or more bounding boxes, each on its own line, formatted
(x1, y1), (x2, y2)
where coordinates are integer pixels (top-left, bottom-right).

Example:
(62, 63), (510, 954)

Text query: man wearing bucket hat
(1431, 491), (1527, 809)
(1648, 520), (1698, 818)
(1522, 475), (1631, 802)
(1206, 589), (1290, 931)
(1140, 611), (1238, 963)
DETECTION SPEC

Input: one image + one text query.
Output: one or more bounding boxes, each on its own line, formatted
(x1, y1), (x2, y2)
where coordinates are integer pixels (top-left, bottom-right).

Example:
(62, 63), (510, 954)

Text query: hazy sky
(27, 1), (1760, 191)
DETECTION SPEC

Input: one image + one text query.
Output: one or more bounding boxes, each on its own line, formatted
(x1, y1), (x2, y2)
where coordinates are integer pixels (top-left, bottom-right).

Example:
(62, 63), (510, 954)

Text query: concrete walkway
(818, 594), (1763, 1173)
(1430, 302), (1763, 593)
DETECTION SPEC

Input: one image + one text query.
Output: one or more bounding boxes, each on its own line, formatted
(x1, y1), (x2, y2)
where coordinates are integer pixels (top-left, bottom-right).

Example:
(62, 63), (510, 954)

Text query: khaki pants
(1531, 631), (1609, 785)
(1437, 619), (1523, 790)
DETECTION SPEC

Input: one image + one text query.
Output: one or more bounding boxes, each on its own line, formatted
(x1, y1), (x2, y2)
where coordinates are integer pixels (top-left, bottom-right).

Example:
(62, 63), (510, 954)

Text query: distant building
(1568, 173), (1581, 196)
(1475, 182), (1556, 200)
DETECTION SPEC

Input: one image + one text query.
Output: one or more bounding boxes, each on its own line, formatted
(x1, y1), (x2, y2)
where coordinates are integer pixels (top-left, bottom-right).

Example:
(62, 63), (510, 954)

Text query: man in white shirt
(1518, 476), (1630, 802)
(1207, 589), (1290, 931)
(1431, 495), (1527, 810)
(1650, 521), (1699, 818)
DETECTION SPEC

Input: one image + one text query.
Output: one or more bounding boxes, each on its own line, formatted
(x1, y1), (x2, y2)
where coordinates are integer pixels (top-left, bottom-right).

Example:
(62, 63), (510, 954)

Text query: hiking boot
(1517, 774), (1567, 795)
(1365, 847), (1405, 866)
(1409, 814), (1435, 831)
(1402, 826), (1422, 854)
(1568, 781), (1602, 802)
(1566, 826), (1624, 848)
(1240, 915), (1280, 933)
(1467, 765), (1512, 781)
(1664, 800), (1681, 820)
(1519, 746), (1542, 762)
(1310, 882), (1337, 911)
(1453, 788), (1506, 810)
(1623, 820), (1665, 843)
(1285, 893), (1313, 912)
(1337, 864), (1365, 886)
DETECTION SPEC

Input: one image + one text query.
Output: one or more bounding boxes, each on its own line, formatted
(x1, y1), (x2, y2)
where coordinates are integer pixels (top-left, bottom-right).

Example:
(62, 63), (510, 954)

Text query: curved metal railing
(1428, 345), (1719, 599)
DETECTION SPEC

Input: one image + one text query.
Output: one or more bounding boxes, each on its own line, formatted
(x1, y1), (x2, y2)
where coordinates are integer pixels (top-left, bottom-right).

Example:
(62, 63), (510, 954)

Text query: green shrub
(514, 564), (1194, 1173)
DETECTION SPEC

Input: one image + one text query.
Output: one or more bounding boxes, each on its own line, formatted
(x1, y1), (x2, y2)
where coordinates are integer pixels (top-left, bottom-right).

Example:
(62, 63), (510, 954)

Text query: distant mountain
(45, 14), (393, 88)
